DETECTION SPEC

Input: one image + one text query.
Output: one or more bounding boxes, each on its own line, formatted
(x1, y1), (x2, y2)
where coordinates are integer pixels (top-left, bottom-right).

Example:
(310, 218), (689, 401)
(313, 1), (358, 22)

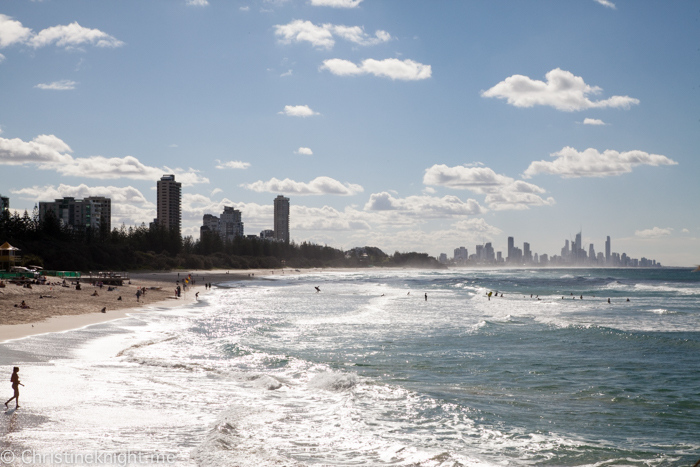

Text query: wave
(308, 371), (357, 391)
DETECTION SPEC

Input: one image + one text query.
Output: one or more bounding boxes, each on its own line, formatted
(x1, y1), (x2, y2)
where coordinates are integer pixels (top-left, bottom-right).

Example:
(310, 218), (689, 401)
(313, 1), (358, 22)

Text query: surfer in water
(315, 286), (321, 293)
(425, 293), (427, 301)
(5, 367), (23, 409)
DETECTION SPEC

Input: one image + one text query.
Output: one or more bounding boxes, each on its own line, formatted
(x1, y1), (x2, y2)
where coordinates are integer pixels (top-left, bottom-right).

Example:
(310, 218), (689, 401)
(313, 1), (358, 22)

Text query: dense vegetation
(0, 209), (445, 271)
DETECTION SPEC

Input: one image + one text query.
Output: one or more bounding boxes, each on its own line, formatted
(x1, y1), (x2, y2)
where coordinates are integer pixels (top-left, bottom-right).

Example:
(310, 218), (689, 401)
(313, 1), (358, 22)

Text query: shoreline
(0, 267), (323, 342)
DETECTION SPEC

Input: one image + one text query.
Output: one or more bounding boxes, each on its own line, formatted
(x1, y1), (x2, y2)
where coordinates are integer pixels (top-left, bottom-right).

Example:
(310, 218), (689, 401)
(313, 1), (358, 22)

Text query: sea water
(1, 268), (699, 466)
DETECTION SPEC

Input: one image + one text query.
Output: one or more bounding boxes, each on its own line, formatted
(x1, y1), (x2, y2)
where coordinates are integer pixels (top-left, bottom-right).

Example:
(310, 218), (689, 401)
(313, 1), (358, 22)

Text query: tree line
(0, 208), (445, 271)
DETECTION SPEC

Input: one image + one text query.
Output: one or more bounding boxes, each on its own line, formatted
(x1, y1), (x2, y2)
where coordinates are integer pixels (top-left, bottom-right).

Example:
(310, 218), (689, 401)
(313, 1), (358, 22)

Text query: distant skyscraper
(484, 242), (495, 262)
(0, 195), (8, 213)
(575, 231), (582, 263)
(507, 236), (514, 262)
(589, 244), (595, 263)
(523, 242), (531, 263)
(605, 236), (611, 263)
(274, 195), (290, 243)
(157, 174), (182, 236)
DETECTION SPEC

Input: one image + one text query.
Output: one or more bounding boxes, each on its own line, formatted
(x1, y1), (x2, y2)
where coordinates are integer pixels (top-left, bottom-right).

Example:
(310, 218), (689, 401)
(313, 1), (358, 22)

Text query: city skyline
(0, 1), (698, 266)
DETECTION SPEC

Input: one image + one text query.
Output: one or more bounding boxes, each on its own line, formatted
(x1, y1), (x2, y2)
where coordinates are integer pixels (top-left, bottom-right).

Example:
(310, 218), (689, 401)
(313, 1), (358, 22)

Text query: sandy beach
(0, 268), (330, 342)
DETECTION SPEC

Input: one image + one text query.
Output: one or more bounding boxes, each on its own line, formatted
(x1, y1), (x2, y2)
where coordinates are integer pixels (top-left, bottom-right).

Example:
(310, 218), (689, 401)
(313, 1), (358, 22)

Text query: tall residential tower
(274, 195), (290, 243)
(157, 174), (182, 236)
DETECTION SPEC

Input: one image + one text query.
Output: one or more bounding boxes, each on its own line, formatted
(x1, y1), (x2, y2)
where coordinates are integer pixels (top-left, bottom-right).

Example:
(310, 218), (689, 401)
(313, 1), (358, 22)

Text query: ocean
(1, 268), (699, 466)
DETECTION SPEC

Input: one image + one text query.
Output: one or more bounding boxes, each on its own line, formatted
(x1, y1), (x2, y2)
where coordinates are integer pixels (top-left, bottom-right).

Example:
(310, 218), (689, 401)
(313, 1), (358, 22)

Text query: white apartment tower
(157, 174), (182, 236)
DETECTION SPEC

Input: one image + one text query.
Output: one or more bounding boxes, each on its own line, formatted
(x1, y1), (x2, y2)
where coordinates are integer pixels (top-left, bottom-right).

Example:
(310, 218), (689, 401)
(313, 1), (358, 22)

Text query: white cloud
(321, 58), (431, 81)
(35, 80), (77, 90)
(294, 147), (313, 155)
(594, 0), (616, 9)
(523, 146), (678, 178)
(635, 227), (673, 239)
(274, 20), (390, 50)
(0, 14), (33, 48)
(423, 165), (512, 192)
(279, 105), (319, 117)
(280, 69), (293, 77)
(29, 22), (124, 49)
(481, 68), (638, 111)
(483, 181), (556, 211)
(242, 176), (363, 196)
(215, 160), (251, 169)
(211, 188), (223, 196)
(0, 134), (208, 185)
(364, 192), (485, 217)
(186, 0), (209, 5)
(275, 20), (335, 49)
(0, 53), (5, 64)
(682, 228), (690, 234)
(292, 205), (371, 231)
(423, 164), (554, 210)
(240, 6), (250, 11)
(169, 144), (178, 148)
(309, 0), (363, 8)
(583, 118), (606, 125)
(0, 14), (123, 50)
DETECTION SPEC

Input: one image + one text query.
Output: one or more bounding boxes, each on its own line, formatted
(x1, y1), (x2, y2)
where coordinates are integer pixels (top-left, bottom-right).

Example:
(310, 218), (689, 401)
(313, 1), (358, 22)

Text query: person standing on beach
(5, 367), (23, 409)
(136, 289), (142, 303)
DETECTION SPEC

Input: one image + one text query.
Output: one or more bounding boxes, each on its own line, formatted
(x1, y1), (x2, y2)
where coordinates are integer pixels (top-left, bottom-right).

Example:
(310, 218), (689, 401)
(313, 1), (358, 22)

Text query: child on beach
(5, 367), (23, 409)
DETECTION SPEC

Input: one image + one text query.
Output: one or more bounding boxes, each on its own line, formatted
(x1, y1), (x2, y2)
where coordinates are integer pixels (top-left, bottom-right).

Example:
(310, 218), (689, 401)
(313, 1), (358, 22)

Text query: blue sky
(1, 0), (698, 265)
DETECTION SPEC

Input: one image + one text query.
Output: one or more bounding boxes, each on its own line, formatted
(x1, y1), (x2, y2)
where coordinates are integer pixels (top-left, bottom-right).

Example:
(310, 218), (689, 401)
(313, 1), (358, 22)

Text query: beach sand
(0, 268), (328, 341)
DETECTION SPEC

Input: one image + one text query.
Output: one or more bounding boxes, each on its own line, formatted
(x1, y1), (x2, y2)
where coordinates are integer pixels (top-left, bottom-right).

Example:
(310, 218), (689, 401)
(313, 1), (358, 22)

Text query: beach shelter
(0, 242), (21, 271)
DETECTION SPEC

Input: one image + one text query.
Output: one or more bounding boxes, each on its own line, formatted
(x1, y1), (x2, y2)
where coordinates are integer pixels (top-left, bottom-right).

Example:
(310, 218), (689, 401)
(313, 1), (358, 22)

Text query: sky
(0, 0), (698, 266)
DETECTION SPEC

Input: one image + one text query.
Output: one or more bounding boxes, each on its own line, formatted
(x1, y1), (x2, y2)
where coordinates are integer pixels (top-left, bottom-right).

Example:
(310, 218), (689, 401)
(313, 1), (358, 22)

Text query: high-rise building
(454, 247), (468, 262)
(274, 195), (290, 243)
(39, 197), (111, 233)
(589, 244), (596, 263)
(523, 242), (531, 263)
(507, 237), (514, 262)
(484, 242), (495, 262)
(157, 174), (182, 236)
(575, 231), (583, 263)
(561, 239), (570, 259)
(220, 206), (244, 240)
(605, 236), (611, 264)
(0, 195), (8, 213)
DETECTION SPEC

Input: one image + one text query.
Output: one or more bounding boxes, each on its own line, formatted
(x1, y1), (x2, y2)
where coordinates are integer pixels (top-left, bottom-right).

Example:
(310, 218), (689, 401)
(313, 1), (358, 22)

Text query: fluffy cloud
(242, 176), (363, 196)
(0, 14), (33, 48)
(364, 192), (485, 217)
(279, 105), (319, 117)
(292, 205), (371, 231)
(483, 181), (555, 211)
(594, 0), (616, 9)
(0, 14), (123, 51)
(0, 134), (74, 165)
(274, 20), (390, 49)
(0, 53), (5, 63)
(583, 118), (606, 125)
(423, 164), (554, 210)
(309, 0), (363, 8)
(295, 147), (313, 155)
(215, 160), (251, 169)
(423, 165), (512, 192)
(682, 228), (690, 234)
(35, 80), (77, 90)
(635, 227), (673, 239)
(186, 0), (209, 5)
(321, 58), (431, 81)
(523, 146), (678, 178)
(481, 68), (638, 111)
(0, 134), (208, 185)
